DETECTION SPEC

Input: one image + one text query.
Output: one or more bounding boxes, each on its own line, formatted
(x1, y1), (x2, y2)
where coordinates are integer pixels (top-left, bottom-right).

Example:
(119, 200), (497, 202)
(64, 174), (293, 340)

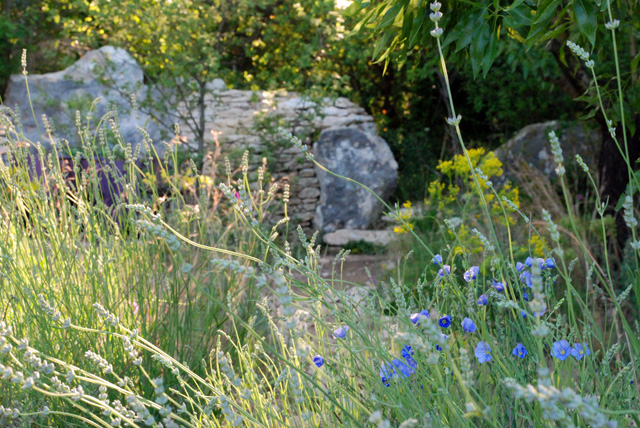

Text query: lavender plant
(1, 4), (639, 428)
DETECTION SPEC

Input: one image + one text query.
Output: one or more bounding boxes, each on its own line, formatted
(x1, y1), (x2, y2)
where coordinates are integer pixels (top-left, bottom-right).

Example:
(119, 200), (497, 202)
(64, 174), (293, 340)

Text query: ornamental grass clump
(1, 5), (640, 428)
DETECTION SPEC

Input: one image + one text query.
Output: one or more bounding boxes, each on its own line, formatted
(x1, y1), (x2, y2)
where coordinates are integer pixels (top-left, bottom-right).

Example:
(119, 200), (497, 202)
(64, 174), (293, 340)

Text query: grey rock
(323, 229), (395, 246)
(4, 46), (166, 151)
(205, 78), (227, 93)
(495, 120), (600, 183)
(313, 128), (398, 232)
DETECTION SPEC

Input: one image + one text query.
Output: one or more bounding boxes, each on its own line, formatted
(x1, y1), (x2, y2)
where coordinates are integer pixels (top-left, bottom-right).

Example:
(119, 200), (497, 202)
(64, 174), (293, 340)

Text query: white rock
(322, 229), (395, 246)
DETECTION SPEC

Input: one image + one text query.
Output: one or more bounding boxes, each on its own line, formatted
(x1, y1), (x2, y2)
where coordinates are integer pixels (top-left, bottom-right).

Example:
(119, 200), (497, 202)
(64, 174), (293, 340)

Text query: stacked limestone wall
(177, 87), (378, 229)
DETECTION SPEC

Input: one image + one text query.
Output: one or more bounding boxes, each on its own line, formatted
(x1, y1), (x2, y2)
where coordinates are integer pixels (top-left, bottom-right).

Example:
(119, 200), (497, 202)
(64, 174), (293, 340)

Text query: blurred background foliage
(1, 0), (584, 201)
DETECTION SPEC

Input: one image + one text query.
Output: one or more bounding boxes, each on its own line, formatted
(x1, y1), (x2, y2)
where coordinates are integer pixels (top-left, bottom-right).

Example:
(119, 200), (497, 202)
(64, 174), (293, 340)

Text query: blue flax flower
(438, 265), (451, 276)
(313, 355), (325, 367)
(520, 271), (532, 288)
(545, 258), (555, 268)
(525, 257), (534, 267)
(552, 340), (572, 361)
(392, 358), (415, 377)
(512, 343), (528, 359)
(463, 266), (480, 282)
(522, 287), (530, 302)
(410, 309), (430, 325)
(571, 343), (590, 361)
(432, 254), (443, 265)
(401, 345), (417, 369)
(333, 326), (349, 339)
(461, 317), (477, 333)
(436, 333), (448, 351)
(477, 294), (488, 306)
(380, 362), (395, 387)
(475, 341), (492, 363)
(521, 311), (527, 318)
(515, 262), (526, 272)
(401, 345), (414, 359)
(491, 279), (506, 292)
(438, 314), (452, 328)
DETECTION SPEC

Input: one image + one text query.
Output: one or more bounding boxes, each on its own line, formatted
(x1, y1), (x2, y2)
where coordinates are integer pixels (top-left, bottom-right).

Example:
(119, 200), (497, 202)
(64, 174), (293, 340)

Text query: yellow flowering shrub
(529, 234), (549, 258)
(392, 201), (415, 234)
(428, 147), (520, 226)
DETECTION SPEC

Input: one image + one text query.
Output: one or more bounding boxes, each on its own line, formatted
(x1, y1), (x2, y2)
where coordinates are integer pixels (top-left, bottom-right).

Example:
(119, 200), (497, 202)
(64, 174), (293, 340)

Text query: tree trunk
(599, 114), (640, 256)
(547, 38), (640, 258)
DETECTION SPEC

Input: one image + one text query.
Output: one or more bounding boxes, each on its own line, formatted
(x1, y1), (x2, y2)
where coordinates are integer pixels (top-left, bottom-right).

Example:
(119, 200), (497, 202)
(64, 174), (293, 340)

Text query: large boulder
(4, 46), (164, 150)
(495, 120), (600, 183)
(313, 128), (398, 232)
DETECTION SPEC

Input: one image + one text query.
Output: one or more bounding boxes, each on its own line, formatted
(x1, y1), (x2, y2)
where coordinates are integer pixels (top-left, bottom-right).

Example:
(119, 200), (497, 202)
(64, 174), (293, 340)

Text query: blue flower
(525, 257), (534, 267)
(461, 317), (476, 333)
(333, 326), (349, 339)
(313, 355), (325, 367)
(410, 309), (430, 325)
(438, 315), (452, 328)
(515, 262), (526, 272)
(380, 362), (395, 386)
(432, 254), (443, 265)
(522, 287), (530, 302)
(477, 294), (488, 306)
(521, 311), (527, 318)
(512, 343), (528, 359)
(520, 271), (532, 288)
(401, 345), (418, 369)
(552, 340), (572, 361)
(438, 265), (451, 276)
(392, 358), (415, 377)
(401, 345), (414, 359)
(571, 343), (590, 361)
(491, 279), (506, 292)
(545, 258), (555, 269)
(475, 341), (492, 363)
(463, 266), (480, 282)
(436, 333), (448, 351)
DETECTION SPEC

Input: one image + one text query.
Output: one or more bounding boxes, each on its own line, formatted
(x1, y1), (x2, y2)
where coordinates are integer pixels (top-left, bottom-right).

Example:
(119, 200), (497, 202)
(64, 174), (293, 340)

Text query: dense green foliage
(1, 0), (584, 199)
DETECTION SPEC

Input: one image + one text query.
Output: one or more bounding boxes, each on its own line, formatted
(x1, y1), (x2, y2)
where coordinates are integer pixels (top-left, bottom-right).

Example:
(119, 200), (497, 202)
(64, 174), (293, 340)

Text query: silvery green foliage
(502, 378), (617, 428)
(622, 195), (637, 228)
(369, 410), (392, 428)
(547, 130), (565, 176)
(566, 41), (595, 69)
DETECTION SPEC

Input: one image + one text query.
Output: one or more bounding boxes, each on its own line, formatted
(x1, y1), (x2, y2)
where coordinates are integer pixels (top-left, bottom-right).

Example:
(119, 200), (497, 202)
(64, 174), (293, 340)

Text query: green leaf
(407, 10), (426, 47)
(526, 0), (558, 43)
(375, 2), (404, 30)
(470, 20), (490, 78)
(482, 31), (500, 77)
(455, 11), (484, 52)
(401, 9), (414, 41)
(615, 170), (640, 210)
(574, 0), (597, 47)
(503, 3), (533, 29)
(373, 31), (393, 60)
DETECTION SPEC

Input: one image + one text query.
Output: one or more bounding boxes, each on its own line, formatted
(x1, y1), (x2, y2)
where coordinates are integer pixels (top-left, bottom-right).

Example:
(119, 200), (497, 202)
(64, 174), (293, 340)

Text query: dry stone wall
(178, 83), (381, 230)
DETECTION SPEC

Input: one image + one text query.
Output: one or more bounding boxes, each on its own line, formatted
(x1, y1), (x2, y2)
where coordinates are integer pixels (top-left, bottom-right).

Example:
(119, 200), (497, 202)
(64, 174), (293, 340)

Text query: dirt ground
(291, 253), (396, 289)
